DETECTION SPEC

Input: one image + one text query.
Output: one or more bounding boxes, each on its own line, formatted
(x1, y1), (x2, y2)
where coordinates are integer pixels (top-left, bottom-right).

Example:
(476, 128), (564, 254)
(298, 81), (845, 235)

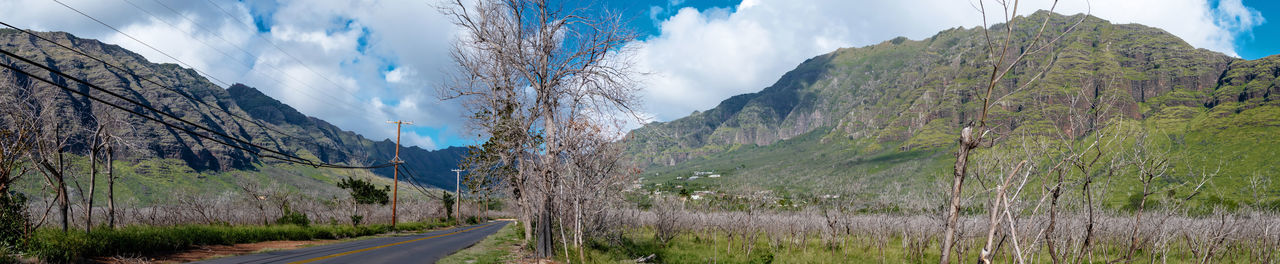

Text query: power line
(0, 21), (342, 157)
(144, 0), (258, 65)
(199, 0), (373, 107)
(0, 47), (305, 164)
(49, 0), (232, 88)
(131, 0), (371, 114)
(397, 165), (439, 199)
(0, 48), (391, 170)
(0, 57), (304, 164)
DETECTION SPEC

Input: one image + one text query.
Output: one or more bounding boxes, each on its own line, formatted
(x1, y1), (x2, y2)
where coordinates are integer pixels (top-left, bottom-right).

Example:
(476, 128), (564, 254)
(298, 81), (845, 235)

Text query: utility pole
(386, 120), (412, 228)
(452, 169), (464, 225)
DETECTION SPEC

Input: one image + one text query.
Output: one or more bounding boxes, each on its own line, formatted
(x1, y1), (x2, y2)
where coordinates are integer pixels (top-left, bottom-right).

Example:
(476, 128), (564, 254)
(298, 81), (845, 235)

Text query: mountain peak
(0, 29), (466, 189)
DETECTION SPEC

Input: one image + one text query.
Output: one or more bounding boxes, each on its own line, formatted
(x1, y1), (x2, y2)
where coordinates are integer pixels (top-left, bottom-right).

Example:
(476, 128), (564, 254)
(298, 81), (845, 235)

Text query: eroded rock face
(625, 11), (1242, 167)
(0, 29), (464, 188)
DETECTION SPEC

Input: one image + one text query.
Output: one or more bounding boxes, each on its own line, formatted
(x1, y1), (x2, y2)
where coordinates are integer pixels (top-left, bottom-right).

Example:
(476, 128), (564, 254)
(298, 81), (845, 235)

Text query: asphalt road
(193, 221), (510, 264)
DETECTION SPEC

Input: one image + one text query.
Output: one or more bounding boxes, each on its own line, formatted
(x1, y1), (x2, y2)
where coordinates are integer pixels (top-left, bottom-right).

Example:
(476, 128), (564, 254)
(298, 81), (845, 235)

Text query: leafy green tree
(275, 203), (310, 227)
(336, 177), (389, 226)
(0, 192), (29, 250)
(337, 177), (390, 206)
(442, 191), (455, 221)
(461, 138), (514, 220)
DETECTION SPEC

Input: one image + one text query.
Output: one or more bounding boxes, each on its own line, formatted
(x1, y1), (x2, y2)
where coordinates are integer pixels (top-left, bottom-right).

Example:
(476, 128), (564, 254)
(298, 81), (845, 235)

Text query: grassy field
(9, 156), (437, 207)
(639, 106), (1280, 212)
(21, 219), (455, 262)
(437, 222), (523, 264)
(562, 228), (1263, 264)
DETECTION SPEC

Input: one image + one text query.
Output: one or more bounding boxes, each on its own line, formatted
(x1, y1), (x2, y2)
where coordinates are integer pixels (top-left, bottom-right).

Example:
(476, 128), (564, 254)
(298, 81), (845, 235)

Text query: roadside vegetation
(438, 222), (523, 264)
(26, 219), (455, 262)
(560, 221), (1274, 264)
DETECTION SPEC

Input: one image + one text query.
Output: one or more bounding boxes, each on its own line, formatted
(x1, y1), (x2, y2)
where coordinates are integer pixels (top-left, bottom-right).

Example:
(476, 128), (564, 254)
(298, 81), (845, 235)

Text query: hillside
(0, 29), (465, 195)
(624, 11), (1280, 205)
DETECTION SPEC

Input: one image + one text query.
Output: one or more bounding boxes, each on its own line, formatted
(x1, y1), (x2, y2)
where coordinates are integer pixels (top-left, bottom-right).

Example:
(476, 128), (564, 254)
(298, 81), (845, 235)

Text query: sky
(1, 0), (1275, 150)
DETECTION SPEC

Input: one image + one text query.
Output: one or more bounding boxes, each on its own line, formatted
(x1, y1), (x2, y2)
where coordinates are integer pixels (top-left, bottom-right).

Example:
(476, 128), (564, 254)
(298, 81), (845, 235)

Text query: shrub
(652, 197), (681, 245)
(275, 206), (311, 227)
(0, 193), (30, 250)
(0, 246), (15, 263)
(25, 219), (452, 262)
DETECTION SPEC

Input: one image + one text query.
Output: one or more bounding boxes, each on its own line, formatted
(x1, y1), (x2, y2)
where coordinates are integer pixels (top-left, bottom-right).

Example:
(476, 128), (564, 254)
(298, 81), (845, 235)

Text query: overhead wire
(0, 21), (342, 157)
(0, 56), (306, 165)
(48, 0), (232, 88)
(0, 47), (392, 169)
(7, 1), (424, 175)
(132, 0), (371, 114)
(398, 165), (445, 200)
(198, 0), (374, 108)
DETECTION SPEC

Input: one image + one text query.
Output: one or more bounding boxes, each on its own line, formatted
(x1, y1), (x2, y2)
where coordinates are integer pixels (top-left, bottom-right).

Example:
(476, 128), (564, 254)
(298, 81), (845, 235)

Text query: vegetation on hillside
(625, 11), (1278, 209)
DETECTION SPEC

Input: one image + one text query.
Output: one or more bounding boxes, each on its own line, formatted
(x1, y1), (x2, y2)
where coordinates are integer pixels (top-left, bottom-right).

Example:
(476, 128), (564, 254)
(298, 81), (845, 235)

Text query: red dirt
(92, 239), (336, 264)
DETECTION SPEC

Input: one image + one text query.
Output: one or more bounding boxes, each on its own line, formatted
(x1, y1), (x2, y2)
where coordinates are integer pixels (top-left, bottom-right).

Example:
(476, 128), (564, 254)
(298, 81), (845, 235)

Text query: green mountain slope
(625, 11), (1280, 206)
(0, 29), (464, 193)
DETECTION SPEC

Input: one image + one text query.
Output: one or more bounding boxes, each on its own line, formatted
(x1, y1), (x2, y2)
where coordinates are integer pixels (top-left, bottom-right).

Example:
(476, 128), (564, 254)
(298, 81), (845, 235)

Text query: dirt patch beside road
(93, 239), (335, 264)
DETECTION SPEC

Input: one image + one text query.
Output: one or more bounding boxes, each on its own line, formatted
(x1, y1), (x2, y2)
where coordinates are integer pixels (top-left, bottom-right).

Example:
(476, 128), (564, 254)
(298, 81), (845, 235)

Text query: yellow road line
(287, 222), (499, 264)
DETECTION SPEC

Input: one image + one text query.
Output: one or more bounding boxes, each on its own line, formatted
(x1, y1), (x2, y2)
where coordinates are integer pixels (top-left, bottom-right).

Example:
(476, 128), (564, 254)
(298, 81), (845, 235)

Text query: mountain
(0, 29), (465, 191)
(624, 11), (1279, 202)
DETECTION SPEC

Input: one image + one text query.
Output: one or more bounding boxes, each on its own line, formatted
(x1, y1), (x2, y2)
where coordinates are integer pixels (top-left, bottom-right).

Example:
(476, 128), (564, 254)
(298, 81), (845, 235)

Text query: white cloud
(634, 0), (1265, 121)
(0, 0), (462, 149)
(2, 0), (1265, 141)
(402, 133), (438, 150)
(385, 68), (405, 83)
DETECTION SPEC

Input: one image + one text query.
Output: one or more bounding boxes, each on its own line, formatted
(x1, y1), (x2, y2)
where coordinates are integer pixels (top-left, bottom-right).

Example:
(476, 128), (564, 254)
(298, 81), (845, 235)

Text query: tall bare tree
(939, 1), (1081, 262)
(0, 77), (36, 196)
(440, 0), (642, 258)
(4, 75), (75, 233)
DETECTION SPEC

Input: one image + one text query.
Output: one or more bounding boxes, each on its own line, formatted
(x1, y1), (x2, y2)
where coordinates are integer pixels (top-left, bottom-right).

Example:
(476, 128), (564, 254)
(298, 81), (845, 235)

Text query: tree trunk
(941, 126), (977, 264)
(575, 194), (584, 263)
(58, 144), (68, 233)
(106, 145), (115, 229)
(87, 144), (96, 232)
(520, 193), (533, 247)
(535, 196), (554, 258)
(87, 128), (101, 232)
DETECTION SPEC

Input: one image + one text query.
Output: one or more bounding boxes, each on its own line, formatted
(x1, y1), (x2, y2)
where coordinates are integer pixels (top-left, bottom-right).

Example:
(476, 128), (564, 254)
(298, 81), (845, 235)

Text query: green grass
(641, 127), (952, 200)
(0, 246), (16, 263)
(638, 103), (1280, 212)
(566, 228), (1260, 264)
(9, 156), (435, 207)
(437, 222), (523, 264)
(23, 219), (454, 262)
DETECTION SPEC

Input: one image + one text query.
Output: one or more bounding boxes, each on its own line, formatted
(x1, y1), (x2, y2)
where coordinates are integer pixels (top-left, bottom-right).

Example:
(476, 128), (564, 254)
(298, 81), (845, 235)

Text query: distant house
(708, 174), (721, 178)
(688, 176), (700, 180)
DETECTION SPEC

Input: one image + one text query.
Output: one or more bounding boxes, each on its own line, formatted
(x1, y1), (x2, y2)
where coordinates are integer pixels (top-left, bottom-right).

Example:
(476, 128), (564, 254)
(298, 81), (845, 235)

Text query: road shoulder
(95, 224), (465, 264)
(437, 221), (524, 264)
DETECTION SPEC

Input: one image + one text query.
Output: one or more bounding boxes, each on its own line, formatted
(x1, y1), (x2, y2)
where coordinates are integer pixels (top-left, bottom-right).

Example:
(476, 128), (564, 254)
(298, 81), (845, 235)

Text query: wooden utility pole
(386, 120), (412, 228)
(452, 169), (464, 225)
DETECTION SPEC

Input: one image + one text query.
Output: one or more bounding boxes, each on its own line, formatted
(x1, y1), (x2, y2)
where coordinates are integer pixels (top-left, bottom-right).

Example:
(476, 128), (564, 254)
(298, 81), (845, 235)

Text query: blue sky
(1237, 0), (1280, 59)
(2, 0), (1273, 150)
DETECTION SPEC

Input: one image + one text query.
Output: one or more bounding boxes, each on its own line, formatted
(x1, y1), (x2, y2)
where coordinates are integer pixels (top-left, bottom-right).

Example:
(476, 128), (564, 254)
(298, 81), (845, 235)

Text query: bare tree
(235, 179), (273, 226)
(940, 1), (1083, 262)
(439, 0), (642, 258)
(0, 77), (35, 196)
(7, 78), (76, 233)
(1117, 131), (1171, 262)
